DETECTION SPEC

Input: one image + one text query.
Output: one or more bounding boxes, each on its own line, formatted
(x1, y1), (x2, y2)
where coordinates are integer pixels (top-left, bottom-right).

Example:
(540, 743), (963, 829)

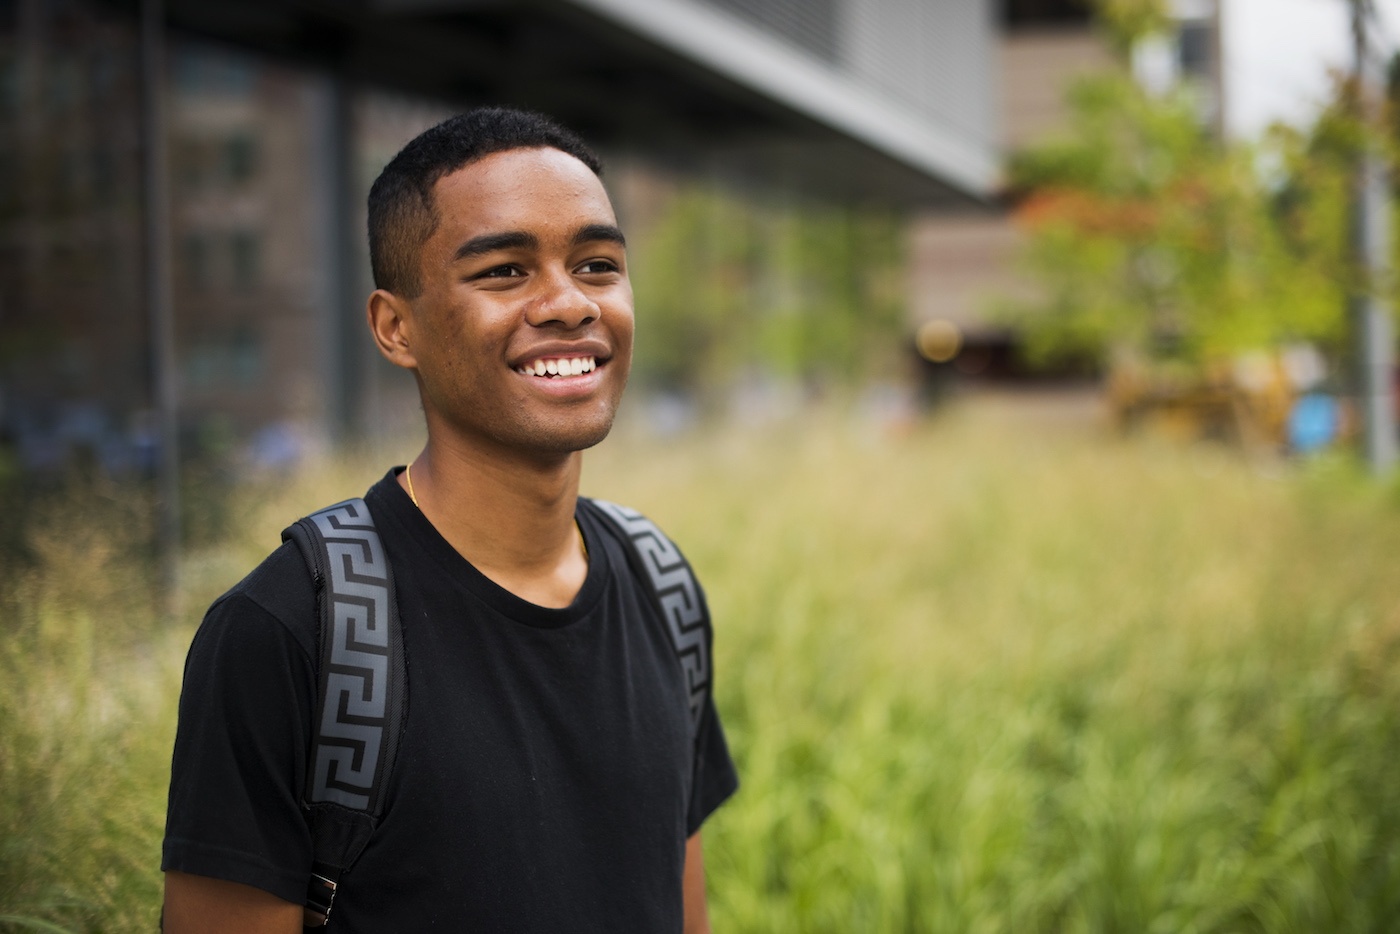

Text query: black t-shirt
(163, 470), (738, 932)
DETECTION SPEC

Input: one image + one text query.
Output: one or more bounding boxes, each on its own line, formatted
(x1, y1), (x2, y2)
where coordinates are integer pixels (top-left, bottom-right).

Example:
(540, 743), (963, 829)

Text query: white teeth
(520, 356), (598, 377)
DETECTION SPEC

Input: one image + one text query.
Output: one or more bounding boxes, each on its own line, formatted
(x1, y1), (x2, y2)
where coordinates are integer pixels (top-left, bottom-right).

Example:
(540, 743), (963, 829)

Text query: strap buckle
(304, 872), (337, 926)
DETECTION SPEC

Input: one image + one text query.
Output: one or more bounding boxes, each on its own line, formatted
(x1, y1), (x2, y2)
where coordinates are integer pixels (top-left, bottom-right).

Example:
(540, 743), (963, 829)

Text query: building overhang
(150, 0), (997, 206)
(559, 0), (998, 202)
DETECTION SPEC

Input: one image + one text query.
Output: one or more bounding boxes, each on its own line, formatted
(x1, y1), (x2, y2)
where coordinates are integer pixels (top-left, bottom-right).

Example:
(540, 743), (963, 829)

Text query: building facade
(3, 0), (1127, 471)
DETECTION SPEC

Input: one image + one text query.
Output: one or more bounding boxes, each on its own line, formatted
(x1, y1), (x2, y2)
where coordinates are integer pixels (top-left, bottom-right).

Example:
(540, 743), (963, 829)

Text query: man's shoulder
(578, 496), (707, 603)
(201, 539), (318, 659)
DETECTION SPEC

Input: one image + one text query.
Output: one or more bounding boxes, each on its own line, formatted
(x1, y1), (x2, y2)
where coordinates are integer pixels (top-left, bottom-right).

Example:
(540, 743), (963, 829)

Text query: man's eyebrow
(573, 224), (626, 248)
(452, 231), (538, 262)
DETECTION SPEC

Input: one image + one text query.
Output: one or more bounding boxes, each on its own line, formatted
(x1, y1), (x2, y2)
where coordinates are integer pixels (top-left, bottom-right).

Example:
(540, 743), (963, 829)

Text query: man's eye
(577, 260), (619, 274)
(477, 265), (522, 279)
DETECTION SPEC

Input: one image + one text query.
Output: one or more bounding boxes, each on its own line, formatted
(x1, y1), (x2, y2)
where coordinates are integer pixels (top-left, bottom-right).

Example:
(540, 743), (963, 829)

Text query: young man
(161, 108), (738, 933)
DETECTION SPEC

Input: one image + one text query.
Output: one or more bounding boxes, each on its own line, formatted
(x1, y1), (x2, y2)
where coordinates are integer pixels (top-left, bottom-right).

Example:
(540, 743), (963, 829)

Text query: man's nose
(525, 269), (598, 329)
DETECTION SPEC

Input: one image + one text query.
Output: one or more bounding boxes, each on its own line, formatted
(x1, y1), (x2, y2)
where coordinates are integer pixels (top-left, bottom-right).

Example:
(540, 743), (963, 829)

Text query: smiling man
(161, 108), (738, 933)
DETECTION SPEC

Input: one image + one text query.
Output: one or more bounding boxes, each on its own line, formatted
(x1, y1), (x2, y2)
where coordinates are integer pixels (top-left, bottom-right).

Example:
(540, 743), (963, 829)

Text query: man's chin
(431, 397), (624, 460)
(534, 416), (618, 455)
(503, 406), (621, 457)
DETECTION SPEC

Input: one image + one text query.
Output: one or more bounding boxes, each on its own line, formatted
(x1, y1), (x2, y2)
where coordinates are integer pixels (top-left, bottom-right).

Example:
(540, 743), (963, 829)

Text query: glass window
(1003, 0), (1091, 27)
(230, 230), (259, 290)
(225, 133), (257, 184)
(182, 233), (210, 289)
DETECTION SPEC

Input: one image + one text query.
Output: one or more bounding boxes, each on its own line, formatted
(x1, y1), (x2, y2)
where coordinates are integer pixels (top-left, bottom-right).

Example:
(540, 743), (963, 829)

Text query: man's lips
(510, 339), (611, 380)
(512, 354), (606, 398)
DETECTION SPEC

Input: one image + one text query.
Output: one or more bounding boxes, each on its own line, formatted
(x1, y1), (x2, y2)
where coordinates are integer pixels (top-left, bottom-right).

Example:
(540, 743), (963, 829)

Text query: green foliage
(8, 409), (1400, 931)
(0, 484), (171, 934)
(627, 182), (905, 394)
(1090, 0), (1173, 56)
(1003, 72), (1358, 369)
(590, 410), (1400, 933)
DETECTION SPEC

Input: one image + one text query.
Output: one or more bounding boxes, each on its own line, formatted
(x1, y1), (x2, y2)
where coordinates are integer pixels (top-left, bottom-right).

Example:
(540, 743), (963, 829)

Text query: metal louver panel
(691, 0), (998, 152)
(702, 0), (841, 62)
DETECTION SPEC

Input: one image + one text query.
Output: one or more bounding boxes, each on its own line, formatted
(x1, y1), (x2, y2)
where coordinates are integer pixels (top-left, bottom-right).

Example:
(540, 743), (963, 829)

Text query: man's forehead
(433, 147), (612, 215)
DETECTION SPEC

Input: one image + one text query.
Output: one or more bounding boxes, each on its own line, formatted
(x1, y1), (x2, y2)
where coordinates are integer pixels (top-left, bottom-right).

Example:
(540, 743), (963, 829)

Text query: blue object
(1288, 393), (1339, 453)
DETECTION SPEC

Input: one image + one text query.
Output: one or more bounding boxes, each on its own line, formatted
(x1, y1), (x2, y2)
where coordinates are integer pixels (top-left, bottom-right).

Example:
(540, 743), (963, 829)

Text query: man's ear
(368, 289), (420, 371)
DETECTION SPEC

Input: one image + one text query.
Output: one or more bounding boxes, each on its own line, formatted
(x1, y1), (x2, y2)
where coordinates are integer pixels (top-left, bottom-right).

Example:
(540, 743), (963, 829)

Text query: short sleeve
(686, 687), (739, 835)
(161, 592), (316, 904)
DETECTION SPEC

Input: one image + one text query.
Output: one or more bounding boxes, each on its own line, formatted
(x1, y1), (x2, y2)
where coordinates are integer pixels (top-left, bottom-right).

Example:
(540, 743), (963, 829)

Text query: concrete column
(308, 73), (372, 448)
(140, 0), (182, 611)
(1351, 0), (1396, 472)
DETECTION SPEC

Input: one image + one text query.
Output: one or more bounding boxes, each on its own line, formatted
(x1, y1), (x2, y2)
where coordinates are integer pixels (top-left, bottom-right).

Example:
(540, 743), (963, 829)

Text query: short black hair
(367, 107), (603, 297)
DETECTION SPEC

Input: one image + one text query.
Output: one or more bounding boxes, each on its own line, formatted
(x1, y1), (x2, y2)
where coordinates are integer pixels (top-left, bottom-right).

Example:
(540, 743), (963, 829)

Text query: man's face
(404, 147), (634, 459)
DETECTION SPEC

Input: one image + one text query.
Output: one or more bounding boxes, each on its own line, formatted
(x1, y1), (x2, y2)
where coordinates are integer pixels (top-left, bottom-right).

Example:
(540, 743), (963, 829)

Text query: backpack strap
(282, 498), (407, 926)
(587, 500), (710, 738)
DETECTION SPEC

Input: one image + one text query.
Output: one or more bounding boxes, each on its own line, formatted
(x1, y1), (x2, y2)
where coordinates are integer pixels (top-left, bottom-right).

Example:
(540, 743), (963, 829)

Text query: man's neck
(398, 433), (588, 609)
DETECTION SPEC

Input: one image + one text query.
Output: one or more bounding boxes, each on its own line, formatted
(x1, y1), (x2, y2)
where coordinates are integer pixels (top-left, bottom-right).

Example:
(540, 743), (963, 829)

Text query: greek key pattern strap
(591, 500), (709, 734)
(303, 498), (394, 811)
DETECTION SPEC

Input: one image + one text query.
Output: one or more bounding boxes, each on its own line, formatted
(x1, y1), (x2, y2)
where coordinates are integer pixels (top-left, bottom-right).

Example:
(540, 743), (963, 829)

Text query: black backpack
(281, 495), (711, 925)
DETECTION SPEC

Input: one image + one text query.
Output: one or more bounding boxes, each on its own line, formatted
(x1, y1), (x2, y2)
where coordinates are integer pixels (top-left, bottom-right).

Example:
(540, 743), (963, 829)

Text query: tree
(627, 180), (904, 396)
(999, 0), (1380, 375)
(1002, 71), (1354, 370)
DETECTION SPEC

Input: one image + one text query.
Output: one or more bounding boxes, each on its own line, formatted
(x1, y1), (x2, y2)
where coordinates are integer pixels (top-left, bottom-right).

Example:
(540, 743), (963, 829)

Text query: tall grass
(4, 399), (1400, 932)
(1, 482), (176, 932)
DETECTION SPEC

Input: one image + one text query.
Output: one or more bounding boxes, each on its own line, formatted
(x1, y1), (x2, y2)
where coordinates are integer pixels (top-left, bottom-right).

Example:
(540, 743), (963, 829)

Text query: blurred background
(6, 0), (1400, 931)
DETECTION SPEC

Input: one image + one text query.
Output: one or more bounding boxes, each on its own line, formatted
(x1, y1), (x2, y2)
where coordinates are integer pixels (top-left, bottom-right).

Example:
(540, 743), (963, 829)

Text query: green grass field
(4, 398), (1400, 932)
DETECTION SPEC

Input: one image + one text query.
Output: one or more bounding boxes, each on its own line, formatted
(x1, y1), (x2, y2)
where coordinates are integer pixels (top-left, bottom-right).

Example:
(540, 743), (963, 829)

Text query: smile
(515, 356), (598, 378)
